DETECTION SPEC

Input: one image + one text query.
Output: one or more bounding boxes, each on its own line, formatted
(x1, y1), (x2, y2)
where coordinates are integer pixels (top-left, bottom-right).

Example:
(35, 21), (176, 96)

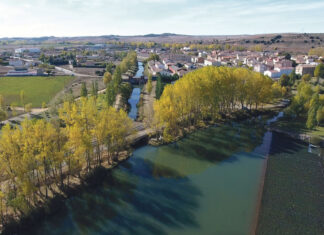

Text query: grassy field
(257, 132), (324, 235)
(271, 115), (324, 140)
(0, 76), (73, 108)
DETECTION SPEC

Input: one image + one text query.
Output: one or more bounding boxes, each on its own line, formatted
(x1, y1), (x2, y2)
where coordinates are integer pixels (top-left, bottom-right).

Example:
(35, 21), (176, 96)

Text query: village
(0, 41), (322, 84)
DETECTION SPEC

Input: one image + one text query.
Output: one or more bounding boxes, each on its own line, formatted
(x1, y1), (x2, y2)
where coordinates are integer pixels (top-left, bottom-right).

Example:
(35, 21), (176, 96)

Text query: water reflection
(29, 158), (201, 235)
(22, 116), (282, 235)
(151, 122), (268, 177)
(128, 88), (141, 120)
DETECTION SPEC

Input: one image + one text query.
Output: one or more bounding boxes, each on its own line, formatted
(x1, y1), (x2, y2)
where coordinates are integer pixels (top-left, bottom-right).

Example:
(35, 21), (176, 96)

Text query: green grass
(0, 76), (73, 108)
(272, 116), (324, 140)
(257, 134), (324, 235)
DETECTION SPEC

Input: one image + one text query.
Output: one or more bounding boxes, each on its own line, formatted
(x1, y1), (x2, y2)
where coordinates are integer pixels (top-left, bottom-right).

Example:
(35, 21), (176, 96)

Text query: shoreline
(251, 154), (269, 235)
(1, 150), (133, 235)
(252, 127), (323, 235)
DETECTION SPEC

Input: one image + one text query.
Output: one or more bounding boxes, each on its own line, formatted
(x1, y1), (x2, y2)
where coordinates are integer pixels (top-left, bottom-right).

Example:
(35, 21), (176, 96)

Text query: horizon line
(1, 32), (324, 40)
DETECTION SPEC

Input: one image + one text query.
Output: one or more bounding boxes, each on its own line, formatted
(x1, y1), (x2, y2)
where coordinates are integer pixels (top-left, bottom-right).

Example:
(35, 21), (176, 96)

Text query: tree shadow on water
(269, 132), (306, 155)
(23, 158), (201, 235)
(166, 124), (267, 164)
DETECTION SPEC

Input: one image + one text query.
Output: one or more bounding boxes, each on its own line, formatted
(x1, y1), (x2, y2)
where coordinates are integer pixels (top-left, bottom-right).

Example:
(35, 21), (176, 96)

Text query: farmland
(0, 76), (73, 107)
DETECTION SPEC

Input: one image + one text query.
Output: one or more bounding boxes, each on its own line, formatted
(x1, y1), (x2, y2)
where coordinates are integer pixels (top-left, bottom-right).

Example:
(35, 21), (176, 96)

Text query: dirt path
(142, 81), (156, 126)
(114, 94), (122, 110)
(2, 108), (48, 125)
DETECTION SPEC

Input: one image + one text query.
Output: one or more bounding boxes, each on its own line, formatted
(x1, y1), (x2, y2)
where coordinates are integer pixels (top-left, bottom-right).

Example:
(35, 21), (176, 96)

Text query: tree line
(103, 51), (138, 107)
(0, 97), (132, 224)
(287, 82), (324, 129)
(153, 66), (284, 142)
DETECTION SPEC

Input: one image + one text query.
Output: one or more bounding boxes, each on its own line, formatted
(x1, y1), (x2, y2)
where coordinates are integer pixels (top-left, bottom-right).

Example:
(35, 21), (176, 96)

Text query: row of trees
(153, 66), (284, 141)
(0, 95), (7, 122)
(287, 82), (324, 129)
(0, 91), (33, 123)
(39, 52), (75, 66)
(104, 51), (138, 107)
(118, 51), (138, 74)
(0, 97), (133, 223)
(105, 40), (260, 52)
(279, 71), (299, 87)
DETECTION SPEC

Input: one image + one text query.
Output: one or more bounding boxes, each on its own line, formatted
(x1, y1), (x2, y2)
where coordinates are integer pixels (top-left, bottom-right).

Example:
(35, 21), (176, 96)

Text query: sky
(0, 0), (323, 37)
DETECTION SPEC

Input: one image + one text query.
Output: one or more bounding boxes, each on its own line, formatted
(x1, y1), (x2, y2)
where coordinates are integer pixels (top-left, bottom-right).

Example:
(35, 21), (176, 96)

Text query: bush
(314, 64), (324, 78)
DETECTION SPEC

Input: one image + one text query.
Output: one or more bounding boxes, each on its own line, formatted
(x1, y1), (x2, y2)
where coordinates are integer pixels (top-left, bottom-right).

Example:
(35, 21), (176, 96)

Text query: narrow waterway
(128, 62), (144, 120)
(25, 114), (288, 235)
(128, 88), (141, 120)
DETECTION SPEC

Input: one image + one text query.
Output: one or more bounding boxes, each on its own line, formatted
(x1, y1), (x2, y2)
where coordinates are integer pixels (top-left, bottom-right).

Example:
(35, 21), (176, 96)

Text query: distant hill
(1, 33), (324, 54)
(143, 33), (180, 37)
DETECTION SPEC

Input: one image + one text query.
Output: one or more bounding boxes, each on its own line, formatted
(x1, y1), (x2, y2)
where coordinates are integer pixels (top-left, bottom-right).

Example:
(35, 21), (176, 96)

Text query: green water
(27, 119), (275, 235)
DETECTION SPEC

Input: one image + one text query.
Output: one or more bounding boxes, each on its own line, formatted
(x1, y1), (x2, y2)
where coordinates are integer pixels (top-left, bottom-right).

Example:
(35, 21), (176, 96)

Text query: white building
(254, 63), (267, 74)
(295, 64), (316, 76)
(9, 59), (24, 67)
(264, 67), (294, 79)
(204, 60), (221, 67)
(15, 48), (41, 54)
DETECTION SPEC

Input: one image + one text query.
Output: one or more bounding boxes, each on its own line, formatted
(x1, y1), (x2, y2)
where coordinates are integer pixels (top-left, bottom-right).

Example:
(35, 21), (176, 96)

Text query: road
(1, 108), (47, 125)
(54, 66), (101, 78)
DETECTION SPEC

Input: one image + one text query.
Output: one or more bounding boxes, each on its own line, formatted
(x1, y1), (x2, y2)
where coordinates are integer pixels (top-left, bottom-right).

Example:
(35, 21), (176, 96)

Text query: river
(128, 62), (144, 120)
(25, 114), (288, 235)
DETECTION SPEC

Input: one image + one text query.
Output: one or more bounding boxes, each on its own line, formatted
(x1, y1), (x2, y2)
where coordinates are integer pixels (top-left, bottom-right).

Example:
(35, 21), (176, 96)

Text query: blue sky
(0, 0), (323, 37)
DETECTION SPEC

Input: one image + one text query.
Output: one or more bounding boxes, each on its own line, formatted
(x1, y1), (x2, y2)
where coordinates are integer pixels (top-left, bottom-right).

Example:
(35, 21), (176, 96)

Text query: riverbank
(254, 116), (323, 234)
(256, 133), (324, 235)
(1, 149), (133, 235)
(149, 108), (280, 146)
(251, 155), (269, 235)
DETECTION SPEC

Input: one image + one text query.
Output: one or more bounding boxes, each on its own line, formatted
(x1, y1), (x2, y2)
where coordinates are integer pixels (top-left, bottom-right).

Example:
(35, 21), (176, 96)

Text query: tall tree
(314, 63), (324, 78)
(147, 74), (153, 94)
(91, 81), (98, 98)
(81, 82), (88, 98)
(103, 72), (112, 86)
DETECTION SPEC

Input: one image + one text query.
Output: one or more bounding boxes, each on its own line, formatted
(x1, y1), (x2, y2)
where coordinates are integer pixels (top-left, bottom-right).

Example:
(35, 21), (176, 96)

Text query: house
(159, 70), (172, 77)
(169, 65), (179, 74)
(254, 63), (268, 74)
(191, 57), (205, 64)
(295, 64), (316, 76)
(184, 63), (195, 70)
(154, 62), (165, 70)
(15, 48), (41, 54)
(264, 67), (294, 79)
(9, 59), (24, 67)
(292, 55), (306, 64)
(274, 59), (293, 69)
(264, 70), (281, 79)
(177, 69), (188, 77)
(204, 60), (221, 67)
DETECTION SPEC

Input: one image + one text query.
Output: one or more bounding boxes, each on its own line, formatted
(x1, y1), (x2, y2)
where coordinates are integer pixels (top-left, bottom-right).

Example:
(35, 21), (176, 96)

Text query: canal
(26, 114), (291, 235)
(128, 62), (144, 120)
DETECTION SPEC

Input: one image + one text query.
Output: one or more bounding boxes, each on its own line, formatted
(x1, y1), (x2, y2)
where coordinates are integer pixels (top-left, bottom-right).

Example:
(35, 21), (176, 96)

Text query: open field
(257, 132), (324, 235)
(0, 76), (73, 107)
